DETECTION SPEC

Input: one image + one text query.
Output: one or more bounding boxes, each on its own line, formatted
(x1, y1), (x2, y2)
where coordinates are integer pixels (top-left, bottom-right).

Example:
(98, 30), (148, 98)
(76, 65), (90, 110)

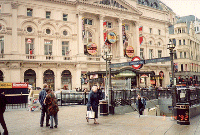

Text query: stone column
(99, 15), (104, 55)
(75, 64), (82, 90)
(78, 12), (84, 55)
(9, 63), (20, 82)
(118, 18), (124, 59)
(56, 67), (61, 91)
(36, 66), (43, 89)
(11, 2), (19, 53)
(135, 22), (140, 56)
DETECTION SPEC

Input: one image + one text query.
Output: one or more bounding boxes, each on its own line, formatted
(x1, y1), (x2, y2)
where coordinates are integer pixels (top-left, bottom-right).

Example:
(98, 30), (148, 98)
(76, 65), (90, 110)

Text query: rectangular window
(181, 64), (183, 71)
(27, 8), (33, 16)
(149, 41), (152, 45)
(63, 14), (68, 21)
(158, 42), (161, 46)
(84, 19), (93, 25)
(125, 25), (129, 30)
(174, 50), (177, 59)
(0, 5), (1, 13)
(149, 49), (153, 59)
(149, 28), (152, 33)
(184, 52), (186, 58)
(106, 22), (112, 28)
(179, 40), (181, 45)
(197, 27), (199, 31)
(46, 11), (51, 19)
(158, 29), (161, 35)
(0, 36), (4, 54)
(44, 40), (53, 55)
(158, 50), (162, 58)
(140, 48), (144, 59)
(183, 39), (185, 45)
(180, 52), (182, 58)
(62, 41), (69, 56)
(25, 38), (34, 54)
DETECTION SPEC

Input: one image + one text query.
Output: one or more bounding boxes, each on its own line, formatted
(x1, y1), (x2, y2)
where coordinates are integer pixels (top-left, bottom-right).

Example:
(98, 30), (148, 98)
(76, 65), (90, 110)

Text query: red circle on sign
(132, 56), (143, 69)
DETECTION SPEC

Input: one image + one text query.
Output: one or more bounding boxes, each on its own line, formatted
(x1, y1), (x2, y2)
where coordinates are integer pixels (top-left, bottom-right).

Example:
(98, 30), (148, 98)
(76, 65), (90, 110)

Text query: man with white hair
(87, 86), (100, 124)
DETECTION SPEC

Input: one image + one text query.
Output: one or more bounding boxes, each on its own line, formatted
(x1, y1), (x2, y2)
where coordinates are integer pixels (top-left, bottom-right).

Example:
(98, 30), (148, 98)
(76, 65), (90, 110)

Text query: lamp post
(167, 41), (177, 110)
(80, 77), (82, 91)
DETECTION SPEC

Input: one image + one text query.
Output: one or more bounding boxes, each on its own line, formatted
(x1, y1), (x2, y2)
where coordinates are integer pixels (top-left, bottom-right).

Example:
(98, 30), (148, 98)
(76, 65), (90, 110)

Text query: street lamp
(167, 41), (177, 111)
(102, 51), (113, 101)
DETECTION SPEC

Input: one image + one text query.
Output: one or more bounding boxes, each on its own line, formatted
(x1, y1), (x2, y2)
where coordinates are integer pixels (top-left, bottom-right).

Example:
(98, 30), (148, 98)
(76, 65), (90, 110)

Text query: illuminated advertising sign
(107, 32), (117, 44)
(12, 83), (28, 88)
(0, 83), (12, 88)
(126, 46), (134, 58)
(87, 43), (97, 55)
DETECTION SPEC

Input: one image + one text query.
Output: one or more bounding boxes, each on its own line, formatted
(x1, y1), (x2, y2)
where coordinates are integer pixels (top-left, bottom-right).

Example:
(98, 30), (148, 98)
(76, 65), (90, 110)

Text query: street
(1, 105), (200, 135)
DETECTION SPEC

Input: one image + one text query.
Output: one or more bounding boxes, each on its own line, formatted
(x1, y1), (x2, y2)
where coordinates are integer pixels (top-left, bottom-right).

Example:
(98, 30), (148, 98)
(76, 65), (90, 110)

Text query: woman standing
(44, 89), (59, 129)
(87, 86), (100, 124)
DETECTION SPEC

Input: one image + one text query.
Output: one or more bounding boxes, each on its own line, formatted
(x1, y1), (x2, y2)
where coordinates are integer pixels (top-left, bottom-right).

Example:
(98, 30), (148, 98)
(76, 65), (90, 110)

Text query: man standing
(0, 92), (8, 135)
(39, 84), (50, 127)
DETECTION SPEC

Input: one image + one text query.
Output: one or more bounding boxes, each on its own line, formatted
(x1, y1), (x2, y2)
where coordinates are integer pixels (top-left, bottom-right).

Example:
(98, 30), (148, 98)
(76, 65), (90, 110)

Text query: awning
(115, 71), (136, 78)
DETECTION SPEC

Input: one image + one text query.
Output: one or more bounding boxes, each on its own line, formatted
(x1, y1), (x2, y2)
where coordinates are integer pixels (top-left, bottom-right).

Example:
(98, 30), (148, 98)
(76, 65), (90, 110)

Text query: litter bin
(176, 103), (190, 125)
(99, 100), (108, 116)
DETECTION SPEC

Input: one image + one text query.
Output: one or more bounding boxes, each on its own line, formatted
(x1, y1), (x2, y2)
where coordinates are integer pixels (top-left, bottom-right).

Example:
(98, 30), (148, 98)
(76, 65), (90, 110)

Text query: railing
(111, 87), (200, 107)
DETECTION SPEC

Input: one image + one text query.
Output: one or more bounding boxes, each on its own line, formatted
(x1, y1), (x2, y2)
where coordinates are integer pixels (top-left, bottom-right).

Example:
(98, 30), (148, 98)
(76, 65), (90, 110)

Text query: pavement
(1, 105), (200, 135)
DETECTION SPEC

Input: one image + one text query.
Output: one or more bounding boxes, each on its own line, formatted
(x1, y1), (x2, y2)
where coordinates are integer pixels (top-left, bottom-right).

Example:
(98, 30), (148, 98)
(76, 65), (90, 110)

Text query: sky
(161, 0), (200, 19)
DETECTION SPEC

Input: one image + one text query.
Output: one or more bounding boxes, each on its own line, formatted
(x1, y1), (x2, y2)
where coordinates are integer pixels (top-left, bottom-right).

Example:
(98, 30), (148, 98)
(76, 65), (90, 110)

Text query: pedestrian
(44, 89), (59, 129)
(136, 94), (146, 116)
(97, 85), (103, 100)
(39, 84), (50, 127)
(0, 92), (8, 135)
(86, 86), (100, 124)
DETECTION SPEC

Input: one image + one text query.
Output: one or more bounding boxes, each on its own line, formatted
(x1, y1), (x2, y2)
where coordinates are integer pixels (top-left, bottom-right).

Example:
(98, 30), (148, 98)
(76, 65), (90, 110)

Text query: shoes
(46, 124), (50, 127)
(50, 126), (53, 129)
(40, 125), (43, 127)
(94, 122), (99, 124)
(86, 117), (89, 122)
(54, 125), (57, 128)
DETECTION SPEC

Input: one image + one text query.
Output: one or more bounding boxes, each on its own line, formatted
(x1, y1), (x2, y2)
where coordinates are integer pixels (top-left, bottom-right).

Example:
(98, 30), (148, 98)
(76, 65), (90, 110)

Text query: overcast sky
(161, 0), (200, 19)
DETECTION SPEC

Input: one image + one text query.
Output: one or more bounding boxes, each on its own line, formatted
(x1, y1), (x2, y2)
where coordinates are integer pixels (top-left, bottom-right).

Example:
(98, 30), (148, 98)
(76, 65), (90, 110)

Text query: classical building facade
(0, 0), (175, 90)
(169, 15), (200, 85)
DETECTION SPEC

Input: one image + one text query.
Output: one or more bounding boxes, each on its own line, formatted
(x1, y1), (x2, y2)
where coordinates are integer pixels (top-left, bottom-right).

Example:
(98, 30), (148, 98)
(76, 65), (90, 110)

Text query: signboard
(0, 83), (12, 88)
(12, 83), (28, 88)
(131, 56), (143, 69)
(87, 43), (97, 55)
(126, 46), (134, 57)
(107, 32), (117, 44)
(139, 26), (143, 46)
(145, 57), (170, 64)
(27, 39), (32, 44)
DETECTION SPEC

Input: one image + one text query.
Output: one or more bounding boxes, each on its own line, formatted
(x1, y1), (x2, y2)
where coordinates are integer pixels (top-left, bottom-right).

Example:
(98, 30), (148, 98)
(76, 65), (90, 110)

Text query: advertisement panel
(126, 46), (134, 57)
(0, 83), (12, 88)
(107, 32), (117, 44)
(87, 43), (97, 55)
(12, 83), (28, 88)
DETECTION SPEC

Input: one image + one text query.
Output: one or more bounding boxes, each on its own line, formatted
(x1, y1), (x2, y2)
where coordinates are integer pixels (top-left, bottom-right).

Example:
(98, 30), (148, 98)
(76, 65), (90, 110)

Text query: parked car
(54, 90), (88, 104)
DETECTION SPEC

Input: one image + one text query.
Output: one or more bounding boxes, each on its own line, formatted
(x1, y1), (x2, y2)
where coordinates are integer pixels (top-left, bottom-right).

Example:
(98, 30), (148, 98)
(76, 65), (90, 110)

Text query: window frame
(140, 48), (144, 59)
(46, 11), (51, 19)
(62, 41), (70, 56)
(149, 49), (153, 59)
(106, 22), (112, 28)
(27, 8), (33, 16)
(44, 40), (53, 55)
(149, 28), (152, 33)
(25, 38), (34, 54)
(84, 31), (93, 45)
(158, 29), (161, 35)
(0, 36), (4, 54)
(158, 50), (162, 58)
(84, 18), (93, 25)
(63, 14), (68, 21)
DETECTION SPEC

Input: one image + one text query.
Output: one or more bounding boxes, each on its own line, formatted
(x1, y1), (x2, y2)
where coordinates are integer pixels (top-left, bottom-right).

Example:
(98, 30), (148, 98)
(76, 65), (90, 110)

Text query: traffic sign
(131, 56), (143, 69)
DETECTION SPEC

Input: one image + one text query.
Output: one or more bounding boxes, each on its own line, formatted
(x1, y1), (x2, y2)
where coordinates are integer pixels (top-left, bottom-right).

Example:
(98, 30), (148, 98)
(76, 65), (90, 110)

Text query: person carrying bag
(86, 86), (100, 124)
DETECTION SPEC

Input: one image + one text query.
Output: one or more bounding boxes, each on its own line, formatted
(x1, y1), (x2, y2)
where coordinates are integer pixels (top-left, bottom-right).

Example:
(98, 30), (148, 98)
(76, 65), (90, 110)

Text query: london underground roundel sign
(131, 56), (143, 69)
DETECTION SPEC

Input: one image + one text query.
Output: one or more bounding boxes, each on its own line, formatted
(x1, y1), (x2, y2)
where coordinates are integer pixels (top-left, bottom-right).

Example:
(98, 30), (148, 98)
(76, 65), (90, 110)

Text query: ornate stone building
(0, 0), (176, 90)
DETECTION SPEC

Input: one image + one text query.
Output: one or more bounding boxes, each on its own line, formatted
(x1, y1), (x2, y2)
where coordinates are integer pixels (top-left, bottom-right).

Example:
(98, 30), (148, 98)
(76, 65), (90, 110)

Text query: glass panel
(26, 44), (29, 54)
(44, 45), (48, 55)
(49, 45), (52, 55)
(88, 19), (92, 25)
(27, 8), (32, 16)
(62, 46), (65, 56)
(63, 14), (68, 21)
(46, 11), (51, 19)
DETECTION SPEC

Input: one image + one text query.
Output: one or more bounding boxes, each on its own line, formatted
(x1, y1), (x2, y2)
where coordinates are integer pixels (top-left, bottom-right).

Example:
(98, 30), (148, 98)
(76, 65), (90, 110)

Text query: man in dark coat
(39, 84), (50, 127)
(136, 94), (146, 116)
(0, 92), (8, 135)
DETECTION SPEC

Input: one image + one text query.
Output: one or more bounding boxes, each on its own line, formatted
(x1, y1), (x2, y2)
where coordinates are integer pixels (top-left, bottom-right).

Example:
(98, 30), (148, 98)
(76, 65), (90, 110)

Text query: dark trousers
(0, 111), (8, 134)
(40, 105), (50, 126)
(139, 108), (143, 115)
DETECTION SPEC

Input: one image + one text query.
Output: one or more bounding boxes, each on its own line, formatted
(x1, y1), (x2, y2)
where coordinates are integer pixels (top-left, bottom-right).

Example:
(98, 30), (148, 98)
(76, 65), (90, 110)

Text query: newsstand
(99, 100), (108, 116)
(176, 103), (190, 125)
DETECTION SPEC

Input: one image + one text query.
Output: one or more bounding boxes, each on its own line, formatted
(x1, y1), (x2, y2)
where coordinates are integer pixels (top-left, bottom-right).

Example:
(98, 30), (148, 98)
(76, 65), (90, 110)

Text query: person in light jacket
(87, 86), (100, 124)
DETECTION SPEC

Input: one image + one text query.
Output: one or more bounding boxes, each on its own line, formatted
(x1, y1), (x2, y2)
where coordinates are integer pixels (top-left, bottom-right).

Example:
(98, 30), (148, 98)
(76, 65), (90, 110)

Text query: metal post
(105, 52), (108, 100)
(170, 49), (174, 87)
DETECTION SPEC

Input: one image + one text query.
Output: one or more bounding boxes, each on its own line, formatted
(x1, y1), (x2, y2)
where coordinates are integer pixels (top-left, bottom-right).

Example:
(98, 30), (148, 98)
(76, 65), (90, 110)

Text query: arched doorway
(0, 70), (4, 82)
(61, 70), (72, 90)
(43, 69), (55, 90)
(24, 69), (36, 89)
